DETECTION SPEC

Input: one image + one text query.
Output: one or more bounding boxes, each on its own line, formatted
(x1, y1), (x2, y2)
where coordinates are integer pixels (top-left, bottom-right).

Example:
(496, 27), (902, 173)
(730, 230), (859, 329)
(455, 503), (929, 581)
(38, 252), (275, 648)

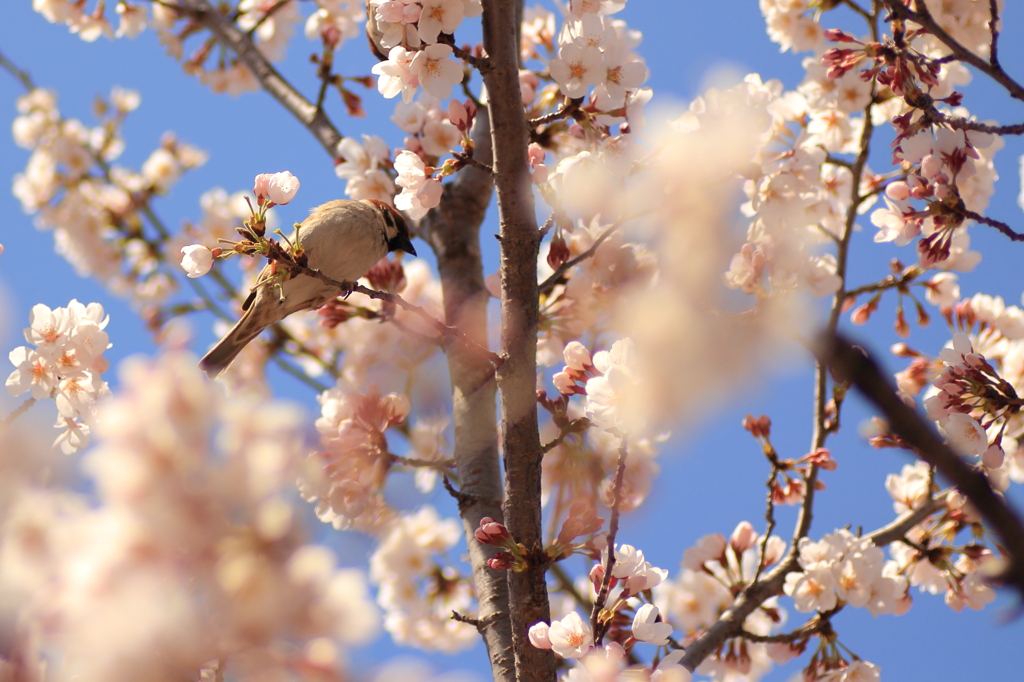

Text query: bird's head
(364, 198), (417, 257)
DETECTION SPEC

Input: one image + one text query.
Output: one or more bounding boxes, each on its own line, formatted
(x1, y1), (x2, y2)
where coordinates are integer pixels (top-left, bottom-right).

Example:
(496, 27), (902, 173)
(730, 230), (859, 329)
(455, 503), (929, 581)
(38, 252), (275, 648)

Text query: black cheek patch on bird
(381, 204), (417, 256)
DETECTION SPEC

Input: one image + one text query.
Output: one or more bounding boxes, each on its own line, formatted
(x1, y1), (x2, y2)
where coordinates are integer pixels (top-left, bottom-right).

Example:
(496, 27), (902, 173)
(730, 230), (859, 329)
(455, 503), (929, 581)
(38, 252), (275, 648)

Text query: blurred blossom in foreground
(0, 351), (379, 682)
(618, 79), (803, 430)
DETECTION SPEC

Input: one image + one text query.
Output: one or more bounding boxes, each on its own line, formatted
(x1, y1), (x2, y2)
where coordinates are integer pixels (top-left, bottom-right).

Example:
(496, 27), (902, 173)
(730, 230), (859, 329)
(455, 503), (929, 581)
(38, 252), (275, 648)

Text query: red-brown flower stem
(883, 0), (1024, 102)
(591, 437), (628, 644)
(539, 222), (623, 295)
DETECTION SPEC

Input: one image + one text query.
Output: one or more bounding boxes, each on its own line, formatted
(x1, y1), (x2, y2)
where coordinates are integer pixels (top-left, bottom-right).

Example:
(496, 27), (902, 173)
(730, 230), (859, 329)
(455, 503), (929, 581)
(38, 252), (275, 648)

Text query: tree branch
(816, 332), (1024, 596)
(176, 0), (343, 156)
(2, 398), (37, 427)
(883, 0), (1024, 102)
(960, 209), (1024, 242)
(416, 105), (514, 681)
(591, 437), (629, 644)
(539, 222), (622, 296)
(480, 0), (551, 678)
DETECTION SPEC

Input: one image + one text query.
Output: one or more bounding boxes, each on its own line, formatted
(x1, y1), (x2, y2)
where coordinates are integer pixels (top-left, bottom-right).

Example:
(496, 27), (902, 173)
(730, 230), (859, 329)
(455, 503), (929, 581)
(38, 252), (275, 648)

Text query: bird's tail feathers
(198, 309), (267, 379)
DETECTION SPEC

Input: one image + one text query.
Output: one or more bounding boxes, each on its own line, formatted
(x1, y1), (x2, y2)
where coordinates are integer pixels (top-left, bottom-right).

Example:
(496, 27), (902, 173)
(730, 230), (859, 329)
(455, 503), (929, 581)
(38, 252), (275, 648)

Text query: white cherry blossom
(409, 44), (463, 100)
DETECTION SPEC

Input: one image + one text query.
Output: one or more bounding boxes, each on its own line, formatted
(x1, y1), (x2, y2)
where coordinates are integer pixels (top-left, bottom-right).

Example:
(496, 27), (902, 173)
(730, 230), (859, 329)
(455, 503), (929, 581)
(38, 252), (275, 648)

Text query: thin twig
(2, 398), (37, 427)
(988, 0), (1001, 69)
(844, 267), (922, 300)
(935, 114), (1024, 136)
(539, 223), (622, 295)
(838, 0), (872, 22)
(590, 436), (629, 644)
(530, 98), (582, 128)
(243, 0), (290, 37)
(738, 606), (842, 644)
(753, 462), (780, 584)
(390, 453), (456, 472)
(960, 209), (1024, 242)
(884, 0), (1024, 102)
(0, 48), (35, 90)
(538, 212), (557, 240)
(177, 0), (343, 156)
(537, 417), (590, 457)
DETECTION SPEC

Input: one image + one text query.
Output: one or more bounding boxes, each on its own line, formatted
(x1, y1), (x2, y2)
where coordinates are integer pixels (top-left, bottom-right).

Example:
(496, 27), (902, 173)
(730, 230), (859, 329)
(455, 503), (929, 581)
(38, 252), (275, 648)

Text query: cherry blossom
(409, 44), (464, 100)
(416, 0), (466, 44)
(180, 245), (214, 278)
(630, 604), (672, 645)
(394, 149), (443, 219)
(372, 46), (420, 103)
(547, 611), (594, 659)
(550, 43), (604, 98)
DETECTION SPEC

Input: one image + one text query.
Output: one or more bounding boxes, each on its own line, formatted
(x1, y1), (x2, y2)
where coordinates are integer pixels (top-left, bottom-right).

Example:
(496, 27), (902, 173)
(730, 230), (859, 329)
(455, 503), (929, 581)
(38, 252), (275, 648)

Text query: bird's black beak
(388, 232), (417, 257)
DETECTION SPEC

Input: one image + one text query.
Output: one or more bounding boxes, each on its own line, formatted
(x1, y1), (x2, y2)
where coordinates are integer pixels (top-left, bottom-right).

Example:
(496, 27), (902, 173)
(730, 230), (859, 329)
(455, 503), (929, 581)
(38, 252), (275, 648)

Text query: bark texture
(481, 0), (554, 680)
(419, 109), (514, 682)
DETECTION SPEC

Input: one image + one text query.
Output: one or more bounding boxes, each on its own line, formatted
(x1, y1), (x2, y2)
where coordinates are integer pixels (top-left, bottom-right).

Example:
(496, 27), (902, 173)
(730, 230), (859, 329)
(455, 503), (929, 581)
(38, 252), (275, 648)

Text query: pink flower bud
(886, 181), (911, 201)
(824, 28), (859, 43)
(730, 521), (757, 554)
(448, 99), (468, 130)
(486, 552), (515, 570)
(547, 231), (570, 270)
(401, 3), (421, 22)
(982, 443), (1005, 469)
(475, 517), (511, 545)
(253, 173), (272, 200)
(528, 622), (552, 650)
(562, 341), (592, 372)
(589, 564), (605, 593)
(528, 143), (547, 170)
(553, 371), (581, 396)
(180, 244), (214, 278)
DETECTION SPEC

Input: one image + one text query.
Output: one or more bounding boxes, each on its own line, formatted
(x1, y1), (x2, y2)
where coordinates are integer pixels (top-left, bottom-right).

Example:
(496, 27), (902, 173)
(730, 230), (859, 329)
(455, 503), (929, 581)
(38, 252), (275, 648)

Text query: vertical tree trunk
(420, 109), (515, 682)
(480, 1), (553, 680)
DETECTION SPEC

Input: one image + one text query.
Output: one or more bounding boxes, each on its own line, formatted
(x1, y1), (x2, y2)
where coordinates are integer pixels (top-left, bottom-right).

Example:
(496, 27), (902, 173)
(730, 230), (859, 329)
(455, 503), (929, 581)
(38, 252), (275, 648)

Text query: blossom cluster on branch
(6, 0), (1024, 681)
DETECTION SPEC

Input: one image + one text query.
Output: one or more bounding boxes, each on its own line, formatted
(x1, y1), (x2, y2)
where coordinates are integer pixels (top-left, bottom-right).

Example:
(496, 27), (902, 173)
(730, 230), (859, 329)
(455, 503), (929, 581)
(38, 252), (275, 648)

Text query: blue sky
(2, 1), (1024, 680)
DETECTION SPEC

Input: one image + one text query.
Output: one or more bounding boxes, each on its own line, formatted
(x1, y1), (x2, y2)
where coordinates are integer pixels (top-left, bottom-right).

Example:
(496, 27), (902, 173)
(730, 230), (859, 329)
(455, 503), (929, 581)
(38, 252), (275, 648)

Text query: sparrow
(199, 198), (416, 378)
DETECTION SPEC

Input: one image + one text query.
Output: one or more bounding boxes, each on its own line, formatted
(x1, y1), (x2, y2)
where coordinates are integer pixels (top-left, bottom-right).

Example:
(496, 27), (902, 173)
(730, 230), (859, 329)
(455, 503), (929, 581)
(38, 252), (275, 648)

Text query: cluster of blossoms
(891, 294), (1024, 487)
(0, 350), (379, 682)
(659, 522), (786, 681)
(524, 542), (686, 681)
(31, 0), (147, 41)
(368, 0), (482, 102)
(552, 337), (643, 436)
(300, 386), (410, 533)
(720, 1), (1001, 303)
(12, 87), (206, 303)
(545, 0), (647, 113)
(873, 124), (999, 267)
(369, 506), (478, 652)
(33, 1), (366, 94)
(884, 462), (999, 613)
(179, 170), (301, 279)
(6, 301), (111, 453)
(332, 96), (471, 219)
(783, 530), (908, 617)
(534, 216), (657, 368)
